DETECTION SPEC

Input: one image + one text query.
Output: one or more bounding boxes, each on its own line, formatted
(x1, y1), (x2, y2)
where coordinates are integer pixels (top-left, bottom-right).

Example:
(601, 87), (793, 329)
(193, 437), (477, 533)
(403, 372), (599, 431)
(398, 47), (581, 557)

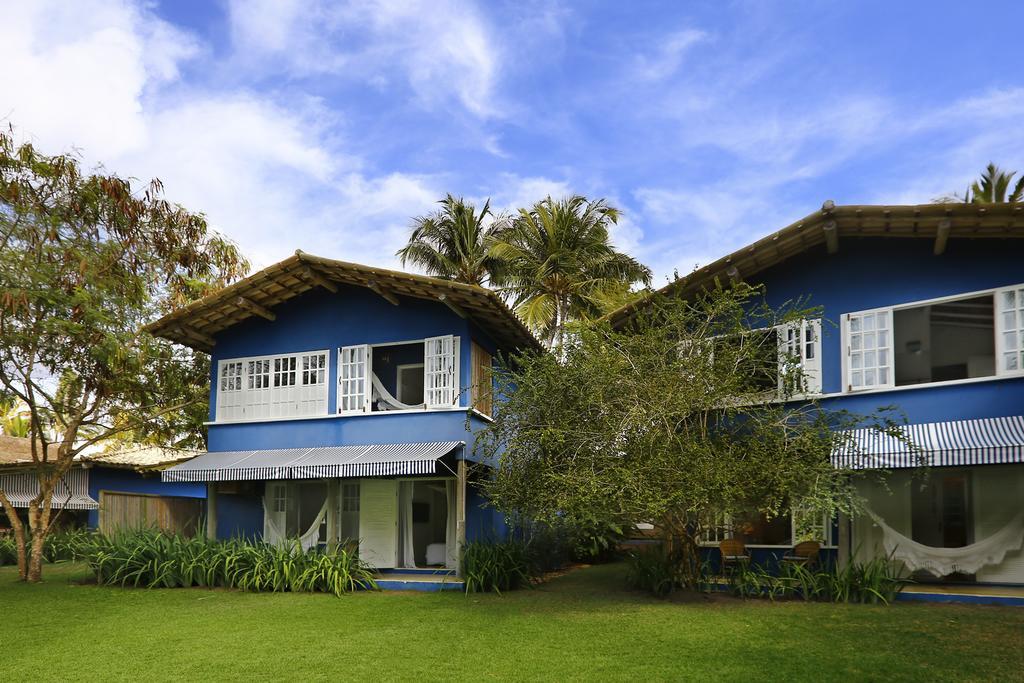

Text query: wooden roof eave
(145, 251), (543, 354)
(605, 202), (1024, 329)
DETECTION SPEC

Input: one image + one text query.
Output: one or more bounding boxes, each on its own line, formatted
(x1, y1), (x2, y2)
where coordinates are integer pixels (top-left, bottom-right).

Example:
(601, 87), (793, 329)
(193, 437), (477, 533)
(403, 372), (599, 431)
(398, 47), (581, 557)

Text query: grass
(2, 562), (1023, 681)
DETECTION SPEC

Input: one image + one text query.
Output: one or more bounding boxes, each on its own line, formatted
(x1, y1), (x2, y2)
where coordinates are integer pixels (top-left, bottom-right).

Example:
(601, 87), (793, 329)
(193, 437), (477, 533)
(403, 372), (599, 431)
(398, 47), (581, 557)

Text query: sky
(2, 0), (1023, 284)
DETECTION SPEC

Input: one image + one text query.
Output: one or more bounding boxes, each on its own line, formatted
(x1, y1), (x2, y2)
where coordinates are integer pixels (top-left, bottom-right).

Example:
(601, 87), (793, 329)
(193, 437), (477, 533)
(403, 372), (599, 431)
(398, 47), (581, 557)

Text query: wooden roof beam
(823, 220), (839, 254)
(367, 280), (400, 306)
(174, 325), (215, 349)
(934, 219), (952, 255)
(438, 293), (468, 319)
(302, 266), (338, 293)
(235, 296), (276, 321)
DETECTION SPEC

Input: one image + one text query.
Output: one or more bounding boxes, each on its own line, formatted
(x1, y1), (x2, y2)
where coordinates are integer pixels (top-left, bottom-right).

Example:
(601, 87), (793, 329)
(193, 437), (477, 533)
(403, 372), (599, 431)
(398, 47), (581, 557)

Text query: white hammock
(867, 509), (1024, 576)
(371, 372), (424, 411)
(262, 494), (328, 552)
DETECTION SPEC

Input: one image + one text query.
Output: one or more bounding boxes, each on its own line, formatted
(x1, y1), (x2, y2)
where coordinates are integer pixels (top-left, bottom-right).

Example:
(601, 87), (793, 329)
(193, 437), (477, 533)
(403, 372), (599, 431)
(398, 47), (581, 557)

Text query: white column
(326, 480), (338, 551)
(456, 460), (467, 577)
(838, 512), (850, 567)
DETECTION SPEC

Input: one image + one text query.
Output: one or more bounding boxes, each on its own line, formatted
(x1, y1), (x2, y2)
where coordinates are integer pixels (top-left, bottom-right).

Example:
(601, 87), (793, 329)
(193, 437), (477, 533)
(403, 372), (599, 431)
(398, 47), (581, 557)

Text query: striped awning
(0, 468), (99, 510)
(833, 416), (1024, 470)
(161, 441), (462, 482)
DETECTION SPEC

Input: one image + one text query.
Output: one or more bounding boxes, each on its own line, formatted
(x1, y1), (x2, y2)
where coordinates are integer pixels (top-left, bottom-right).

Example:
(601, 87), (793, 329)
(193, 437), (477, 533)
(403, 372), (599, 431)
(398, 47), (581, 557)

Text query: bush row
(77, 529), (377, 596)
(0, 527), (95, 565)
(627, 549), (908, 604)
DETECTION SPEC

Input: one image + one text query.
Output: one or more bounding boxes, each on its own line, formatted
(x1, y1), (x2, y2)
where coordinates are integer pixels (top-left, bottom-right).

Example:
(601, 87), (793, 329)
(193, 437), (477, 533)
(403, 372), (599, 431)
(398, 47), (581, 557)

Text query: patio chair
(719, 538), (750, 570)
(782, 540), (820, 566)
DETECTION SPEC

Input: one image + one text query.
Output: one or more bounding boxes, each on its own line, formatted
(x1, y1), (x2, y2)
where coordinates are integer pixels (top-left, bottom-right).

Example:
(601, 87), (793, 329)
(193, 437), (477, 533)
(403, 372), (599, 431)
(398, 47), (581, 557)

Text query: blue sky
(3, 1), (1023, 283)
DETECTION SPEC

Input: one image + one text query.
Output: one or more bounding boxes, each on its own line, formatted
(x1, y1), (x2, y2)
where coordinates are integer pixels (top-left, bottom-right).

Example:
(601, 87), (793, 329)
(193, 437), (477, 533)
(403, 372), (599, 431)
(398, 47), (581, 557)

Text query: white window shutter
(996, 286), (1024, 375)
(338, 344), (370, 413)
(424, 335), (459, 408)
(776, 319), (821, 396)
(845, 310), (893, 391)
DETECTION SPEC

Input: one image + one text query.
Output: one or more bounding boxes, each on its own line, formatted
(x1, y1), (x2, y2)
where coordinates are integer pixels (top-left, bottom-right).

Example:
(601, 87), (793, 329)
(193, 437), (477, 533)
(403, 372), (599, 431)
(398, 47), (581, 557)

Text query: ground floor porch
(847, 462), (1024, 587)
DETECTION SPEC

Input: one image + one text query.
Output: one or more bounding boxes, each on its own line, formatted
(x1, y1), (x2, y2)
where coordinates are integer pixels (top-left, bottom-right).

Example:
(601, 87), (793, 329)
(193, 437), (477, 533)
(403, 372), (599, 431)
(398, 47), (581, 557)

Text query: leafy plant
(625, 549), (681, 597)
(76, 529), (377, 596)
(462, 540), (534, 594)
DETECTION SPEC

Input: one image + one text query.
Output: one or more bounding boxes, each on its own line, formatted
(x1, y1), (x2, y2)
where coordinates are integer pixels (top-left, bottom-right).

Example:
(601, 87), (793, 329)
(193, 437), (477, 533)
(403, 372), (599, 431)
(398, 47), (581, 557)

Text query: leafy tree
(0, 130), (247, 581)
(478, 284), (904, 588)
(935, 163), (1024, 203)
(491, 195), (652, 348)
(396, 194), (505, 286)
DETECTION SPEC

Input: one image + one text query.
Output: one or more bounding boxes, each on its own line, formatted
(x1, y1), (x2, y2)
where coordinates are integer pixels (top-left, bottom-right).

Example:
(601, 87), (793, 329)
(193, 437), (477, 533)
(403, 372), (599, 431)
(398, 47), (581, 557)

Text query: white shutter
(778, 319), (822, 396)
(358, 478), (397, 568)
(217, 361), (245, 420)
(845, 310), (893, 391)
(996, 286), (1024, 375)
(424, 335), (459, 408)
(338, 345), (370, 413)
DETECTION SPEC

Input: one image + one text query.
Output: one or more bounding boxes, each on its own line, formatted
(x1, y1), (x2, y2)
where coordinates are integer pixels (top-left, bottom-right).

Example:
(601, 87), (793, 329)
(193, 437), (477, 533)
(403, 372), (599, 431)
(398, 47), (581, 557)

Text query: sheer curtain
(445, 479), (457, 568)
(398, 481), (416, 568)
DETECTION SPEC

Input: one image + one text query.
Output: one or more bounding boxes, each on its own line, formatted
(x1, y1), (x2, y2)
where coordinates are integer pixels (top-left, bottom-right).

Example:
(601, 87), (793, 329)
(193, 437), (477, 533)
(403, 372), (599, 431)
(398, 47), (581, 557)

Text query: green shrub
(727, 554), (908, 605)
(462, 540), (534, 594)
(77, 529), (377, 596)
(0, 527), (95, 566)
(625, 549), (680, 597)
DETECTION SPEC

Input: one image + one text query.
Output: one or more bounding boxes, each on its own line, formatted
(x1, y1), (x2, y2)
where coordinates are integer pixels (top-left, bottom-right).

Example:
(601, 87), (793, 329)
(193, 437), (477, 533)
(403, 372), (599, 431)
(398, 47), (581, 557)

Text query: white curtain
(398, 481), (416, 568)
(262, 484), (329, 552)
(867, 509), (1024, 576)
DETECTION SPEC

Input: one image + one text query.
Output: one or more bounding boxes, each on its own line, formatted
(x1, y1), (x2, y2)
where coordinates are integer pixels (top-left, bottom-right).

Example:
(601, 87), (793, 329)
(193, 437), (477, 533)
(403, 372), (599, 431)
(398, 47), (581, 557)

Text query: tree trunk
(25, 490), (53, 583)
(0, 493), (28, 581)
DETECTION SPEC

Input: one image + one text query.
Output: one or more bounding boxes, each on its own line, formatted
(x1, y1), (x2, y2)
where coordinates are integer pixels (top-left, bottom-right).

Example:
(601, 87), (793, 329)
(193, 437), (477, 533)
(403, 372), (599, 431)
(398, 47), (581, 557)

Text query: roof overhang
(607, 202), (1024, 329)
(145, 251), (542, 353)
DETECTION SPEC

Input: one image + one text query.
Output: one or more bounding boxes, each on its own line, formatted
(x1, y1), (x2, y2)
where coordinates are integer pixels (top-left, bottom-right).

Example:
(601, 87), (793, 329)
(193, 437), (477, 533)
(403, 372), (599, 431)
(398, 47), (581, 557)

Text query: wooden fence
(99, 491), (202, 536)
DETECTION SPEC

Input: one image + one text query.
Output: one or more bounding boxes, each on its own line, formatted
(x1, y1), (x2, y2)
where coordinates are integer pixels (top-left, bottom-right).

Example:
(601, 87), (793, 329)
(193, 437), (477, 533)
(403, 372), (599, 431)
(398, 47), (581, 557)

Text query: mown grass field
(2, 561), (1022, 681)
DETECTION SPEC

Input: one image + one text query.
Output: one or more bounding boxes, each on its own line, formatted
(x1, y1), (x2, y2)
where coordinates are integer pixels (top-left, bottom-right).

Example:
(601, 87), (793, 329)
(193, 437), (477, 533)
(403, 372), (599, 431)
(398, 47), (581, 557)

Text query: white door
(358, 478), (398, 568)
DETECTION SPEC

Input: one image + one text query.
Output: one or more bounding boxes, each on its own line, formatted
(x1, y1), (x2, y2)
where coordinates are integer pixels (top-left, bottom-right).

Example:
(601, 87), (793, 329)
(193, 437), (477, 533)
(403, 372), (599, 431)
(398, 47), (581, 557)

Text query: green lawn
(2, 562), (1022, 681)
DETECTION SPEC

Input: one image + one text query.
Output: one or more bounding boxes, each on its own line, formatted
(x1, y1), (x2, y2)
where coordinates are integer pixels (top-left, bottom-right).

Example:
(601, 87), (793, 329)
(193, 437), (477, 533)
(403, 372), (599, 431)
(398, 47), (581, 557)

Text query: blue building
(149, 251), (541, 574)
(0, 442), (204, 534)
(609, 202), (1024, 587)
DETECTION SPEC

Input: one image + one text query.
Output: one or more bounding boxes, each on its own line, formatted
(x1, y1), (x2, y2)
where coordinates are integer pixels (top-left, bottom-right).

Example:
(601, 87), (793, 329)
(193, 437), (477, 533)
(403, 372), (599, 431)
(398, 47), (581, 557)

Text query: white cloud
(632, 29), (709, 81)
(225, 0), (502, 118)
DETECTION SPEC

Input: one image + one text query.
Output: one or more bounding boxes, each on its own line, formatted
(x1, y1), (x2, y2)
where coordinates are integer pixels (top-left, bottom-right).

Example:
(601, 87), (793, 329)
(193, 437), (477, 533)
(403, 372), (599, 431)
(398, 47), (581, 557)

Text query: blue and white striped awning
(833, 415), (1024, 470)
(161, 441), (463, 482)
(0, 468), (99, 510)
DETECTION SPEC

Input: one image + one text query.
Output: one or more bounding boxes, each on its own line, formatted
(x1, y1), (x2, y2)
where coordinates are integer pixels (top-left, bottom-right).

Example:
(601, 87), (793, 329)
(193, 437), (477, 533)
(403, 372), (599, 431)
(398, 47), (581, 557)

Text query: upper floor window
(338, 335), (461, 414)
(216, 350), (329, 421)
(843, 283), (1024, 392)
(693, 319), (823, 399)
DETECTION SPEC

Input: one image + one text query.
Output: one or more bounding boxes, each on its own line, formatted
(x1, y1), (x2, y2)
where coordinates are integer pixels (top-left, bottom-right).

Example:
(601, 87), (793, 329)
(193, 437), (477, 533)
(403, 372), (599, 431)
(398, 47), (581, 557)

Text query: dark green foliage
(462, 540), (534, 594)
(0, 528), (94, 565)
(625, 549), (685, 597)
(76, 529), (377, 596)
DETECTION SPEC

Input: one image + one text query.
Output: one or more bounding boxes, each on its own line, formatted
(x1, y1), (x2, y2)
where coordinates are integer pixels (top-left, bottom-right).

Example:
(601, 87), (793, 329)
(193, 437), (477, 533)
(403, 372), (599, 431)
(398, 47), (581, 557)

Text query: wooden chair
(782, 540), (820, 565)
(719, 538), (750, 570)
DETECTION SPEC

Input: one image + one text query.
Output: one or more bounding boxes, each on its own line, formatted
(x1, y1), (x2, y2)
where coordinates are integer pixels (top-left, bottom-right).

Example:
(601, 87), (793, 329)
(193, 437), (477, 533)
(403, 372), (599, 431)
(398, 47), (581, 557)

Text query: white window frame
(842, 282), (1024, 394)
(338, 344), (371, 414)
(777, 318), (823, 397)
(699, 510), (837, 549)
(995, 284), (1024, 375)
(215, 350), (329, 422)
(424, 335), (461, 409)
(337, 336), (461, 415)
(842, 308), (894, 392)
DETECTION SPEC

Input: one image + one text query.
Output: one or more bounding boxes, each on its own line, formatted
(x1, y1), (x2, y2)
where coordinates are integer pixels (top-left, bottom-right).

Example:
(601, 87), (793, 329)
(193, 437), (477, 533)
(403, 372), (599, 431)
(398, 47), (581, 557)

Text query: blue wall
(216, 489), (264, 540)
(753, 237), (1024, 422)
(86, 466), (206, 528)
(206, 286), (509, 460)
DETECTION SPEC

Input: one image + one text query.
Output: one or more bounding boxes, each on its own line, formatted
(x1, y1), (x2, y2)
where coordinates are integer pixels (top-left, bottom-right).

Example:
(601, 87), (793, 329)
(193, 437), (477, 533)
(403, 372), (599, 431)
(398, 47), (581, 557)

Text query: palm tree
(491, 195), (652, 348)
(396, 194), (505, 286)
(936, 163), (1024, 203)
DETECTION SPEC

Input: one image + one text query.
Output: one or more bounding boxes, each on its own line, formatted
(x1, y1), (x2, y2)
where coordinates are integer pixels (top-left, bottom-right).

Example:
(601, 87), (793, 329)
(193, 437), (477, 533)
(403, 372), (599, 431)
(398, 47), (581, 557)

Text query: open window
(338, 336), (460, 414)
(844, 283), (1024, 392)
